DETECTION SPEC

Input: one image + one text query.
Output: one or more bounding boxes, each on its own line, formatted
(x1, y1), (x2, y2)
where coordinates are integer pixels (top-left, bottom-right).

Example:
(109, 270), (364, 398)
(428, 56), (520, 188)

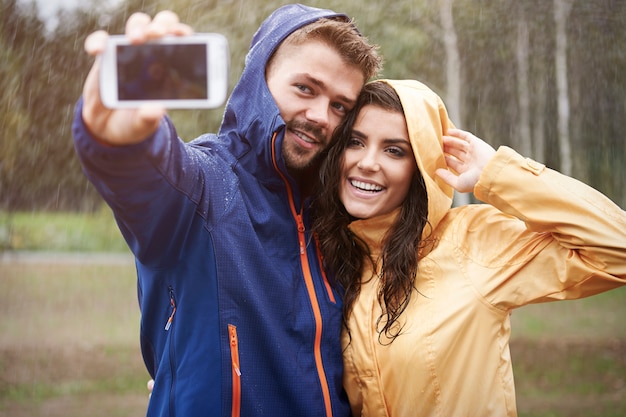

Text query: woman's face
(339, 105), (417, 219)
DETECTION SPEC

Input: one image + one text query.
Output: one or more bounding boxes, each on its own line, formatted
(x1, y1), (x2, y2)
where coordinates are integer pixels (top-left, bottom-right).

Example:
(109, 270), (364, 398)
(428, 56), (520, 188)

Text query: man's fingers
(84, 30), (109, 55)
(152, 10), (181, 28)
(136, 105), (167, 128)
(169, 22), (194, 36)
(146, 11), (193, 38)
(125, 12), (152, 42)
(87, 11), (191, 55)
(82, 58), (102, 102)
(81, 56), (112, 138)
(124, 11), (193, 41)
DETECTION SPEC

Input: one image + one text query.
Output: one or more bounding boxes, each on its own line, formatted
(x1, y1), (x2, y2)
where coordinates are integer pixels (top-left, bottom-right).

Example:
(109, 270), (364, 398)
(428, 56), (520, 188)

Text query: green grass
(2, 261), (624, 417)
(0, 209), (128, 252)
(511, 289), (626, 340)
(0, 260), (149, 417)
(509, 290), (626, 416)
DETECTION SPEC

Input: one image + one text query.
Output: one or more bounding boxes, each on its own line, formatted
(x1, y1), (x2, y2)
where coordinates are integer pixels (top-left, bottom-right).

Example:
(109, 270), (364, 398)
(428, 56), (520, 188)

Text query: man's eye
(332, 102), (347, 113)
(296, 84), (311, 93)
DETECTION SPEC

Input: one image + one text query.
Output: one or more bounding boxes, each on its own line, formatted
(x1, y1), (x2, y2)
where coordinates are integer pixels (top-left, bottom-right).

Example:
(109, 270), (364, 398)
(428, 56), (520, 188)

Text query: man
(72, 4), (381, 417)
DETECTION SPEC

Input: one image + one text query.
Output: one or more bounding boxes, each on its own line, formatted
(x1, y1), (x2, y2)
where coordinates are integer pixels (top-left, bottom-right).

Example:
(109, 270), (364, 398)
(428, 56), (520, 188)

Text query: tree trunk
(438, 0), (470, 206)
(516, 15), (532, 157)
(438, 0), (462, 125)
(554, 0), (574, 175)
(532, 74), (547, 164)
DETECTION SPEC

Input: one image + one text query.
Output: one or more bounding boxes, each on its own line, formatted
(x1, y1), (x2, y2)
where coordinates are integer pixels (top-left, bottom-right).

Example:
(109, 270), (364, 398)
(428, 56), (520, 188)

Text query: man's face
(266, 40), (365, 172)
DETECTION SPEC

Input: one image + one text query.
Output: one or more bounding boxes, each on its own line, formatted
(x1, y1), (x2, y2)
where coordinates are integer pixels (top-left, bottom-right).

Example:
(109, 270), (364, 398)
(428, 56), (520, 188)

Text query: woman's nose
(356, 150), (380, 172)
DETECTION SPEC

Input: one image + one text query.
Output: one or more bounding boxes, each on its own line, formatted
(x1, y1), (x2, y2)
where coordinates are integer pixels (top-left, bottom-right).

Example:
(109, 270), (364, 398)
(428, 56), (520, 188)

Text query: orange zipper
(314, 233), (336, 304)
(271, 132), (334, 417)
(165, 286), (177, 330)
(229, 324), (241, 417)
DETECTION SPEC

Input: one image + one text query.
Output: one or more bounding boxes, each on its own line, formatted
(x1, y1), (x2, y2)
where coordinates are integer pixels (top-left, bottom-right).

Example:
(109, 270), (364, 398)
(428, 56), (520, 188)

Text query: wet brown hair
(268, 18), (382, 83)
(313, 81), (430, 343)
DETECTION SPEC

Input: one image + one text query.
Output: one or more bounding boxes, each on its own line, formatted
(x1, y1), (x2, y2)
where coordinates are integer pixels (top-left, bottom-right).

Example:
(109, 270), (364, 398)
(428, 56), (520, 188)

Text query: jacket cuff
(72, 97), (171, 166)
(474, 146), (546, 203)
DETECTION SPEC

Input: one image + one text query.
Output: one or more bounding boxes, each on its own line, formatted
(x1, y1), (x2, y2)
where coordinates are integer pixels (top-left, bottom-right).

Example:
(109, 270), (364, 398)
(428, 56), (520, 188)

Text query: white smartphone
(100, 33), (229, 109)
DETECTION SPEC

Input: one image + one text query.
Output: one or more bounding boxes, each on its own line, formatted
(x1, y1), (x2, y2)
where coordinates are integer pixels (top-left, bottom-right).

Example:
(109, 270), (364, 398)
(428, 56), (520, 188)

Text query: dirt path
(0, 251), (134, 265)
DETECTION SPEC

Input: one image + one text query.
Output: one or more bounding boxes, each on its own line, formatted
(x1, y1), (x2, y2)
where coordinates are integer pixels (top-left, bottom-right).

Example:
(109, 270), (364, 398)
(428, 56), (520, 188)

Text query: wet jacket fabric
(341, 79), (626, 417)
(72, 5), (351, 417)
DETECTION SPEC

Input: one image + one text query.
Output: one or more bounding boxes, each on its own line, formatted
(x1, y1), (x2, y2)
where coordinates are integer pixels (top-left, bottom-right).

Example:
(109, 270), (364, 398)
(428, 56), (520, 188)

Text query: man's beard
(283, 119), (326, 172)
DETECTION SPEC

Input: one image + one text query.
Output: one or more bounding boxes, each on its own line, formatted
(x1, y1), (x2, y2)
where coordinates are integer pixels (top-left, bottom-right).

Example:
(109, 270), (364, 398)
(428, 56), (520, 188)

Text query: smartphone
(100, 33), (229, 109)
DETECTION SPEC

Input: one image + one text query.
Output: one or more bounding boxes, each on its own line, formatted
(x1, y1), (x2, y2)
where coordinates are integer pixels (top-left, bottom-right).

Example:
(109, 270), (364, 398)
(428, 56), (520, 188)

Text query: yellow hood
(378, 79), (454, 231)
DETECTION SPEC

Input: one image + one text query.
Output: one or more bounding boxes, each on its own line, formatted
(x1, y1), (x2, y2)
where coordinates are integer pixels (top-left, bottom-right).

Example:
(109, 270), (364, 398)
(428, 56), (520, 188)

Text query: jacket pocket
(228, 324), (241, 417)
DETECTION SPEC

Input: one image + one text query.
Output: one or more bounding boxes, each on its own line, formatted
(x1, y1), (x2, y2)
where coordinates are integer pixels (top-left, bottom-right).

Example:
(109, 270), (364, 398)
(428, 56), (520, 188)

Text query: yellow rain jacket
(342, 79), (626, 417)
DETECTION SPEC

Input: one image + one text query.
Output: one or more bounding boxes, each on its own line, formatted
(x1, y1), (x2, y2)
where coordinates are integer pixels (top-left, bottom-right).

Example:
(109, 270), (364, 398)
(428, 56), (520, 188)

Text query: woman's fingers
(442, 135), (469, 171)
(435, 167), (458, 189)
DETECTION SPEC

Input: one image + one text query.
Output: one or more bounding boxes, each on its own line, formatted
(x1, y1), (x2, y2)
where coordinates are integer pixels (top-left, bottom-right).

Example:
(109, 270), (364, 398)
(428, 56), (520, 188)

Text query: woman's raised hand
(435, 128), (496, 193)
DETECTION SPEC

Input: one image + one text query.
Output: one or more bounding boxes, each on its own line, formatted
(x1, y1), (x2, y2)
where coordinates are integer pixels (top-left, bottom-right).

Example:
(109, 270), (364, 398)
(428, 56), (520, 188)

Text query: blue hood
(218, 4), (350, 181)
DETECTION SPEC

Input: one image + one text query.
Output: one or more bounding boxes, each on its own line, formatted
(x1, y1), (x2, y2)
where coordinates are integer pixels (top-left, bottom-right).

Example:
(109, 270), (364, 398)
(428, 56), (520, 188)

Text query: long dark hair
(313, 81), (430, 343)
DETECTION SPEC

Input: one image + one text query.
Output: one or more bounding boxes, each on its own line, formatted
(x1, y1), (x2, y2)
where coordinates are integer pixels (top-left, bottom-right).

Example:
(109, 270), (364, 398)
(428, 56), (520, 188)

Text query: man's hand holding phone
(81, 11), (228, 146)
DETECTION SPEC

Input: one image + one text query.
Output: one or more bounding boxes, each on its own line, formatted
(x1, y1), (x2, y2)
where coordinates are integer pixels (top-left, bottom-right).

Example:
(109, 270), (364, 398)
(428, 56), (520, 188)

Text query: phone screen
(116, 43), (209, 101)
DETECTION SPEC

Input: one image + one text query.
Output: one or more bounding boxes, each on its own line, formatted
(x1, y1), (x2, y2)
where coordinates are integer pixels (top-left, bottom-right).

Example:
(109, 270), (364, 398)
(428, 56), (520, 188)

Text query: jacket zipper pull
(165, 286), (177, 331)
(296, 213), (306, 255)
(229, 325), (241, 376)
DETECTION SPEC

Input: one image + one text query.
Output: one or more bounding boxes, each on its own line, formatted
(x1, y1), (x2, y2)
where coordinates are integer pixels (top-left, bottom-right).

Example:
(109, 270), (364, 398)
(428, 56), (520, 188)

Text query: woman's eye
(347, 137), (363, 148)
(387, 146), (407, 157)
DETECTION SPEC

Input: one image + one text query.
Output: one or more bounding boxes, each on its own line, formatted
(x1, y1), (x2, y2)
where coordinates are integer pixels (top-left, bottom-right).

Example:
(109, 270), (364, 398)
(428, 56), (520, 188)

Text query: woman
(313, 79), (626, 416)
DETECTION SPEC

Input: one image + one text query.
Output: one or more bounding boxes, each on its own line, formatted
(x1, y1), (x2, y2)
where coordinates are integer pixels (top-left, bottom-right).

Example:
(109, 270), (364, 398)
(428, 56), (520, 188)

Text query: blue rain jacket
(72, 4), (350, 417)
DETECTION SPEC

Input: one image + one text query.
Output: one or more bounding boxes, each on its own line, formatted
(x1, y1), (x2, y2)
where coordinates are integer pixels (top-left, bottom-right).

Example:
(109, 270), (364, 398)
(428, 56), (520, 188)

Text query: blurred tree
(554, 0), (574, 176)
(527, 0), (555, 166)
(453, 0), (518, 149)
(515, 2), (532, 157)
(1, 0), (624, 210)
(1, 0), (51, 209)
(0, 1), (31, 210)
(438, 0), (462, 124)
(438, 0), (471, 206)
(568, 0), (626, 205)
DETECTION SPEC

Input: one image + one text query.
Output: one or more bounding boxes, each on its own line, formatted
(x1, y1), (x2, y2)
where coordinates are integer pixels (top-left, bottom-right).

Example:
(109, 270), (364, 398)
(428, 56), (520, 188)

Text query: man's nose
(305, 98), (330, 129)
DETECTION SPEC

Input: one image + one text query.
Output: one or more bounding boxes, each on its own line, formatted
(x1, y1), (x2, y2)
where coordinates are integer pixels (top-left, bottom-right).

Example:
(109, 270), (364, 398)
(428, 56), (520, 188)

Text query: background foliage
(1, 0), (625, 211)
(1, 3), (625, 415)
